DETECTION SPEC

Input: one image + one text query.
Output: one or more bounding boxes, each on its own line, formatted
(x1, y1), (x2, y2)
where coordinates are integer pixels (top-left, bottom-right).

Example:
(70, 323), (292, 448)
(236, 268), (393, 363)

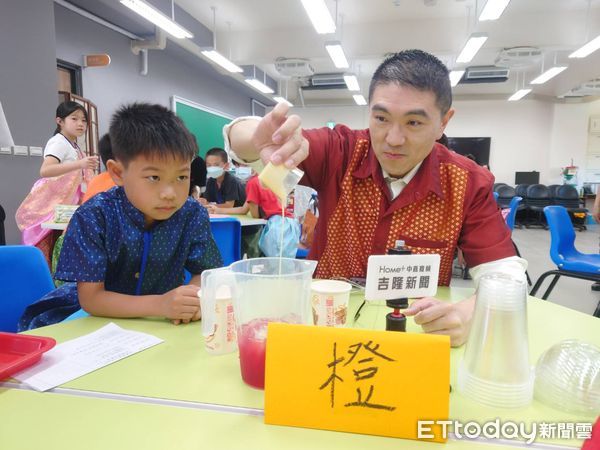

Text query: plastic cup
(534, 340), (600, 416)
(457, 272), (534, 408)
(310, 280), (352, 327)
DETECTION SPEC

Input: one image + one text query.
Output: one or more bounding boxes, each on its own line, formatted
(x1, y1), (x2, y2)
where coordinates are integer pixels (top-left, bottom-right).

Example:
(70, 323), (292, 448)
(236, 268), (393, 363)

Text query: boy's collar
(116, 187), (146, 229)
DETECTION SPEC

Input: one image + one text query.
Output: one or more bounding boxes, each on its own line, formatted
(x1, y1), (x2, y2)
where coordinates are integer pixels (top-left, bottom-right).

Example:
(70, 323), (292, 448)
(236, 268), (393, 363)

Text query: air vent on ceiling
(496, 47), (543, 68)
(463, 65), (509, 84)
(303, 73), (347, 90)
(274, 58), (315, 78)
(580, 78), (600, 92)
(564, 78), (600, 97)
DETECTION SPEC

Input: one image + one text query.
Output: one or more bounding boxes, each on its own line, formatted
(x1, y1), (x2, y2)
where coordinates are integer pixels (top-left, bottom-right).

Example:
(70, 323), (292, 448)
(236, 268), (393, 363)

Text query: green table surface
(12, 287), (599, 448)
(0, 388), (537, 450)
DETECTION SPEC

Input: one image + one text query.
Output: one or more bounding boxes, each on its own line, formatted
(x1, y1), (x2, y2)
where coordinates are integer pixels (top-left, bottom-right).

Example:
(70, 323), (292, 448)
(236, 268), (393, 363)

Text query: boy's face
(206, 155), (229, 172)
(108, 153), (191, 227)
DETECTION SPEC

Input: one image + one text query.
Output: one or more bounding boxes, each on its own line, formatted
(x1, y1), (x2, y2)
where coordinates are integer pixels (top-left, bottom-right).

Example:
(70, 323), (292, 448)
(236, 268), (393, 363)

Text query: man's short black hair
(205, 147), (228, 164)
(98, 133), (113, 166)
(109, 103), (197, 166)
(369, 49), (452, 115)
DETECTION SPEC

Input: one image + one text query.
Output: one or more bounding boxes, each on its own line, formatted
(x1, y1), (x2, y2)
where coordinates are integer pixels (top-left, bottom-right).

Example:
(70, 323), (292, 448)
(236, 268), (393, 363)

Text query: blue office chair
(493, 191), (499, 202)
(530, 206), (600, 317)
(210, 217), (242, 266)
(0, 245), (55, 332)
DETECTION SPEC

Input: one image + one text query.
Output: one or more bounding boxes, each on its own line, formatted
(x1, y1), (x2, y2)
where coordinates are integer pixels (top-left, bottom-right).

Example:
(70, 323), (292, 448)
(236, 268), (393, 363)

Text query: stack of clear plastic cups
(458, 272), (534, 408)
(534, 340), (600, 417)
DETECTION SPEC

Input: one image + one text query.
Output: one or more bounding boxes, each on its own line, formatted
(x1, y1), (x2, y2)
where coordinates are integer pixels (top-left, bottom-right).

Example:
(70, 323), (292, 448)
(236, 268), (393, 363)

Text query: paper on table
(14, 323), (163, 392)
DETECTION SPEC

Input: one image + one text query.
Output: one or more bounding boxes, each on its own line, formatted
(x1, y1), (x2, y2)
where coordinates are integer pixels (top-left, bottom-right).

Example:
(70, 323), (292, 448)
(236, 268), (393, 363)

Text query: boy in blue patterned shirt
(20, 103), (222, 330)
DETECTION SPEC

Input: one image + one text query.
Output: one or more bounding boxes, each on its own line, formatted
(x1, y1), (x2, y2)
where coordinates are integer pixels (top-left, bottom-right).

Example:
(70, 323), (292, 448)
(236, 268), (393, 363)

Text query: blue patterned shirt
(57, 186), (222, 292)
(19, 187), (222, 330)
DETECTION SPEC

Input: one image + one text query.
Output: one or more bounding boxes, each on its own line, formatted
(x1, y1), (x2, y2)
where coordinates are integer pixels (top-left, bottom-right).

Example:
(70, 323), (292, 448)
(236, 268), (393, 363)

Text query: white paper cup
(311, 280), (352, 327)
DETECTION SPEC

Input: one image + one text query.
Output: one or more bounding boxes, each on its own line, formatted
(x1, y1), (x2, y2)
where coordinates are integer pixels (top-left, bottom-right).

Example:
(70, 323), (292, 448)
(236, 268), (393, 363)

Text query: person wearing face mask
(232, 160), (254, 184)
(201, 147), (246, 208)
(207, 166), (299, 258)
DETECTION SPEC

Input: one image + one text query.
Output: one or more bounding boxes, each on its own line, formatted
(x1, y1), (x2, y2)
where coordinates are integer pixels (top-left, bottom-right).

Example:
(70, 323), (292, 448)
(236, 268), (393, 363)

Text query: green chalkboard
(172, 96), (233, 158)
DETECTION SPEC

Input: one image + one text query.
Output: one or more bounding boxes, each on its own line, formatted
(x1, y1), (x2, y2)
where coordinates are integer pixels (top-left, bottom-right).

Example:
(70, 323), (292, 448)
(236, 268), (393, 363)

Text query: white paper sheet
(14, 323), (163, 392)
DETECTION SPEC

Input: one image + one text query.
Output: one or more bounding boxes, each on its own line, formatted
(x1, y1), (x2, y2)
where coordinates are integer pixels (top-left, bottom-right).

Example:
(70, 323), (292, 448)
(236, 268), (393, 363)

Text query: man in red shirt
(224, 49), (526, 346)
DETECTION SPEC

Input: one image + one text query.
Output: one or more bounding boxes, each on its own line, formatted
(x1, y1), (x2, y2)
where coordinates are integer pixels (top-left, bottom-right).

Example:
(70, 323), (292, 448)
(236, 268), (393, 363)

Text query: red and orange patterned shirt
(299, 125), (515, 285)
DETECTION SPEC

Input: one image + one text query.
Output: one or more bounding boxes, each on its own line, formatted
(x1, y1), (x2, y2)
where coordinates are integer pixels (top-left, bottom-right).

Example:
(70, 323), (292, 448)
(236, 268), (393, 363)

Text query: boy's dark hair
(205, 147), (228, 164)
(54, 101), (87, 135)
(109, 103), (197, 166)
(369, 49), (452, 115)
(98, 133), (113, 166)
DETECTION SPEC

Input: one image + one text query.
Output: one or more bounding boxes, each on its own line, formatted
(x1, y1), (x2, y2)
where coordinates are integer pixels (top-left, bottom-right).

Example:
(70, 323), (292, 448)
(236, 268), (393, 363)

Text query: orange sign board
(264, 323), (450, 442)
(84, 54), (111, 67)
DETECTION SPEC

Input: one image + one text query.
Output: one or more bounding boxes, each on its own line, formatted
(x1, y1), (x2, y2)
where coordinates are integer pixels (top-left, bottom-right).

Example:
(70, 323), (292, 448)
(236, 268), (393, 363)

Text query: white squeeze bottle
(199, 268), (237, 355)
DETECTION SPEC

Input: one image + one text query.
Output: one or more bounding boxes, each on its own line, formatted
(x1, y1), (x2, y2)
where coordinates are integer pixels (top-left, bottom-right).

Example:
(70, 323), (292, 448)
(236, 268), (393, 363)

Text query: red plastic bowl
(0, 332), (56, 380)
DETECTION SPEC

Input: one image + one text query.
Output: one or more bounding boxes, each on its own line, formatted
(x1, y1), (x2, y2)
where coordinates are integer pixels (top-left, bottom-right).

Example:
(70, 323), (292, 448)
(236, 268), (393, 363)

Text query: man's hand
(160, 285), (201, 325)
(403, 295), (475, 347)
(252, 102), (308, 168)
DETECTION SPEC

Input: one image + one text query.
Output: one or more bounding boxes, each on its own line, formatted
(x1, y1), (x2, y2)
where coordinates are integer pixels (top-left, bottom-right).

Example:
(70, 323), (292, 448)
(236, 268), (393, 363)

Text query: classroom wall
(297, 105), (369, 130)
(296, 98), (600, 187)
(548, 102), (591, 186)
(0, 0), (59, 246)
(0, 1), (256, 245)
(54, 5), (252, 136)
(446, 99), (555, 186)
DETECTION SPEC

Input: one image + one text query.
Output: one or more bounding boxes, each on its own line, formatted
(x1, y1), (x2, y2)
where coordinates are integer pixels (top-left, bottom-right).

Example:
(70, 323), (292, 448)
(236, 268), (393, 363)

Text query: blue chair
(505, 196), (522, 232)
(210, 217), (242, 266)
(0, 245), (55, 332)
(502, 196), (532, 286)
(530, 206), (600, 317)
(493, 191), (499, 202)
(295, 247), (309, 259)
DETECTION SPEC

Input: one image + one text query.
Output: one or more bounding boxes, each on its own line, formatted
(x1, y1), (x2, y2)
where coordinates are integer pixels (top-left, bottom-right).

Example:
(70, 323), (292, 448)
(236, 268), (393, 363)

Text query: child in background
(16, 101), (98, 263)
(19, 103), (222, 330)
(39, 101), (98, 179)
(201, 147), (246, 208)
(208, 174), (300, 258)
(51, 134), (116, 285)
(82, 133), (116, 202)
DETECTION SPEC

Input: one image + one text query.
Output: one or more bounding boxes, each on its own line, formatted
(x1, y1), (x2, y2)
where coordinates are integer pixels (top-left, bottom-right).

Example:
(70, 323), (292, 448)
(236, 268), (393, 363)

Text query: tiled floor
(451, 224), (600, 318)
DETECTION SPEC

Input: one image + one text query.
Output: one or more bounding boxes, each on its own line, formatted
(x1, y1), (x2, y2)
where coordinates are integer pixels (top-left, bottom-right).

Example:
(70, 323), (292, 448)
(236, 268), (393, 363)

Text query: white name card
(365, 254), (440, 301)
